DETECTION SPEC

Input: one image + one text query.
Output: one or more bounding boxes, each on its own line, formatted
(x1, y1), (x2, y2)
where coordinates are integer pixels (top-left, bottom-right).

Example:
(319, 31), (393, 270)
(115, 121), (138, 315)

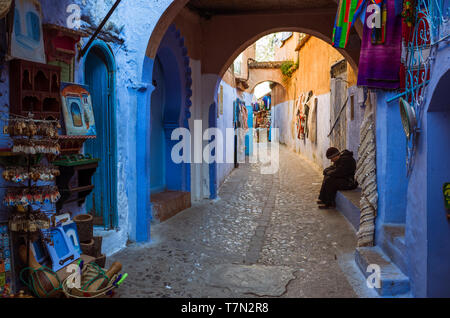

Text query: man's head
(326, 147), (340, 163)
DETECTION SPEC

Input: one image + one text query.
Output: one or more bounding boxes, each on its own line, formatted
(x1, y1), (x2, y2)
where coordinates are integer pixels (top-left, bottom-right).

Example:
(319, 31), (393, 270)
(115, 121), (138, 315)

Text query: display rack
(1, 113), (62, 292)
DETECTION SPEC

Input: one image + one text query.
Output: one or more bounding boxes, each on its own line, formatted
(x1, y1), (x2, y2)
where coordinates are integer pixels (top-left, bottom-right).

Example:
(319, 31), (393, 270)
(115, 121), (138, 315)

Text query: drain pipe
(78, 0), (123, 60)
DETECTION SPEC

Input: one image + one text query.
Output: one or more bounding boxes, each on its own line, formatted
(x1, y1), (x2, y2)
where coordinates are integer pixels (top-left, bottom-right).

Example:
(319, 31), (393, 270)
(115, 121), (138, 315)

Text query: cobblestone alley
(108, 146), (375, 298)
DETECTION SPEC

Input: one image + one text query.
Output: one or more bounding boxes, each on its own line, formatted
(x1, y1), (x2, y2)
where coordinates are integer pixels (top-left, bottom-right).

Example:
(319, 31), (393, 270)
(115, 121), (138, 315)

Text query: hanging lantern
(399, 97), (418, 139)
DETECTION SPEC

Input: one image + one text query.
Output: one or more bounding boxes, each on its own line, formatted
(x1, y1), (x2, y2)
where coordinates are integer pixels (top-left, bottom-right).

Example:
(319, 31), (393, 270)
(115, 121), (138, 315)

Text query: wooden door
(84, 47), (117, 229)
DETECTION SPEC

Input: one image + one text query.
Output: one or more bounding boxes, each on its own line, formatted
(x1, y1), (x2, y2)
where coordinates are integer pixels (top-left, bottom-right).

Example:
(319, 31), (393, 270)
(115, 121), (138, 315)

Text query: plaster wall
(216, 80), (236, 187)
(405, 42), (450, 297)
(276, 35), (358, 100)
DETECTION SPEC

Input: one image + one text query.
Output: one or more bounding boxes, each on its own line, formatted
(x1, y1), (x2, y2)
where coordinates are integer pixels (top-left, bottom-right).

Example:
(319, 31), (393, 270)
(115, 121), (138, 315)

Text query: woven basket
(62, 264), (118, 298)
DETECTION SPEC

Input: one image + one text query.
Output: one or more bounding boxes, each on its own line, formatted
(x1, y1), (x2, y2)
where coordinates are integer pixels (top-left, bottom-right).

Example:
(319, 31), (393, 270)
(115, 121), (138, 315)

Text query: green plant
(280, 60), (298, 78)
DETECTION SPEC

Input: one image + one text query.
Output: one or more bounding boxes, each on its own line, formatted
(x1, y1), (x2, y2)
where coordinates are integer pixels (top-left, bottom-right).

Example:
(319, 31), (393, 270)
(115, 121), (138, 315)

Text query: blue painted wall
(375, 91), (408, 232)
(427, 78), (450, 296)
(405, 43), (450, 297)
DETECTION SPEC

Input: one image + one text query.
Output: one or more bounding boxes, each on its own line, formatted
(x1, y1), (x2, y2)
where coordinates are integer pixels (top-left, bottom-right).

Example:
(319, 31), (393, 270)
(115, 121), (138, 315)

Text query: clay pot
(94, 254), (106, 268)
(80, 239), (95, 256)
(92, 236), (103, 258)
(19, 245), (61, 298)
(73, 214), (93, 242)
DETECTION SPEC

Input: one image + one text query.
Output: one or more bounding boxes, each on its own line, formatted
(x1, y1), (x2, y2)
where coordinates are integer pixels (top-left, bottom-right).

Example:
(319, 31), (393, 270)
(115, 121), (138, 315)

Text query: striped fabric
(332, 0), (384, 48)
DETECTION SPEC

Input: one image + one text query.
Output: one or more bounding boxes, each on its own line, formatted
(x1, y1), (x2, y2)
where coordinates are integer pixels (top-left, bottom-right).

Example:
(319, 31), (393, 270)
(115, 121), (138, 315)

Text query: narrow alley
(108, 146), (368, 298)
(0, 0), (448, 302)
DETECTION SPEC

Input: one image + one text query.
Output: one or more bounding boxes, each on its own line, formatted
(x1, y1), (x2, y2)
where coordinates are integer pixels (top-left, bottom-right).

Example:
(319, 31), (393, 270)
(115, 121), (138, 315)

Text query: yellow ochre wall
(276, 34), (358, 100)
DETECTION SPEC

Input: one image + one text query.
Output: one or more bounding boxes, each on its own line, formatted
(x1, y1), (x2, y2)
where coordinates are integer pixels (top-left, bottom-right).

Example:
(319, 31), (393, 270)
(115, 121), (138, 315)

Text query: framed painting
(61, 82), (97, 136)
(9, 0), (46, 64)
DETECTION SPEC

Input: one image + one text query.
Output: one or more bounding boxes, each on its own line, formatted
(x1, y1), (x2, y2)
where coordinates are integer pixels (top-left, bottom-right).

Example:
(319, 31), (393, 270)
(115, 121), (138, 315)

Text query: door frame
(83, 40), (118, 229)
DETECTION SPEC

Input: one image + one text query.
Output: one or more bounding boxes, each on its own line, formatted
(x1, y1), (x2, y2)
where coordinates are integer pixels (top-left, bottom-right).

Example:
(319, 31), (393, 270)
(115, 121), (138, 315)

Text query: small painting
(61, 83), (97, 136)
(9, 0), (46, 64)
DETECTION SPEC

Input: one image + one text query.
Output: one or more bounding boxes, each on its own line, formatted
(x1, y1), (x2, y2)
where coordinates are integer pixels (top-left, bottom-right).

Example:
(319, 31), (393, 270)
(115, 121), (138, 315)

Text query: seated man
(318, 147), (358, 209)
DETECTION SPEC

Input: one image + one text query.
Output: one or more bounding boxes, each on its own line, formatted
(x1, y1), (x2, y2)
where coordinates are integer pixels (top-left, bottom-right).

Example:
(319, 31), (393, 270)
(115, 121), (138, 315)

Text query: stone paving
(107, 145), (364, 298)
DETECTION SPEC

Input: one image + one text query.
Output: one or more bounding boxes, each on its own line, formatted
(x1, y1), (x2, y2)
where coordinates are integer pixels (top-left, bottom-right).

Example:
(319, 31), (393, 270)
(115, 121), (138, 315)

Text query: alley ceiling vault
(187, 0), (336, 15)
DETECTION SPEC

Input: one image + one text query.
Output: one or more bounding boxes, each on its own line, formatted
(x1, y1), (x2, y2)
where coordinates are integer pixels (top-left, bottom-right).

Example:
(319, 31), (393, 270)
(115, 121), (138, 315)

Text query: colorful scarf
(357, 0), (403, 89)
(332, 0), (385, 49)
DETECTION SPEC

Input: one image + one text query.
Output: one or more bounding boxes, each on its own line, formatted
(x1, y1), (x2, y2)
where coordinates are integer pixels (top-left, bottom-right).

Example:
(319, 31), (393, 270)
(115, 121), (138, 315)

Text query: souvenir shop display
(62, 261), (127, 298)
(0, 223), (13, 297)
(61, 83), (97, 136)
(0, 113), (73, 296)
(53, 155), (99, 213)
(254, 95), (272, 143)
(9, 59), (62, 120)
(8, 0), (46, 64)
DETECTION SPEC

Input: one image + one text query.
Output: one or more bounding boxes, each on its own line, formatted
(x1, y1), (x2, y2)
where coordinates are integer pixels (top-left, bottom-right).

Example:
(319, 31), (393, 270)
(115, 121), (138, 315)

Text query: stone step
(355, 246), (410, 296)
(381, 224), (408, 275)
(151, 191), (191, 222)
(335, 188), (361, 231)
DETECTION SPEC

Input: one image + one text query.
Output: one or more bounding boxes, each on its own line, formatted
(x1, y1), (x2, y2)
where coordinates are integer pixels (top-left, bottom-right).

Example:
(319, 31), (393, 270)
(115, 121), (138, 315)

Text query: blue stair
(380, 224), (408, 276)
(355, 246), (410, 296)
(335, 189), (361, 231)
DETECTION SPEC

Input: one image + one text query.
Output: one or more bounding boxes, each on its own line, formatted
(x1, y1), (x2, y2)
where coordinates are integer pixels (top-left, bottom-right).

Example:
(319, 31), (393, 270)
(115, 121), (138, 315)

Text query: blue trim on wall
(136, 56), (155, 242)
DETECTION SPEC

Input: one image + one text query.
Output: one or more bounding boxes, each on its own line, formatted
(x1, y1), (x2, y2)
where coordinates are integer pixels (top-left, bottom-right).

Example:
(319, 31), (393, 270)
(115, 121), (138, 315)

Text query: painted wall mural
(10, 0), (46, 64)
(61, 83), (96, 136)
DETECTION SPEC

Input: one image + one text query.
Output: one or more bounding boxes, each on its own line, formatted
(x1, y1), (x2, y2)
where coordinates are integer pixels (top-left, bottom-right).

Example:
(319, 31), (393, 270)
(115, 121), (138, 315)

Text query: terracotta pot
(73, 214), (93, 242)
(94, 254), (106, 268)
(92, 236), (103, 258)
(80, 239), (95, 256)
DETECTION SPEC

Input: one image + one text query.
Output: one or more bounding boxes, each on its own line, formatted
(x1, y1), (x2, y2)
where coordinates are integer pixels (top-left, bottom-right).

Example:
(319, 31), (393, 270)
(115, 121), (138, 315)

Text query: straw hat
(0, 0), (12, 19)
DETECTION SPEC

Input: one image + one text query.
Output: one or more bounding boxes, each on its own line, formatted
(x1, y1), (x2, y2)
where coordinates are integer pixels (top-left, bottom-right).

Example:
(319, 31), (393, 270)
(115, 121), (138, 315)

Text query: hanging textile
(332, 0), (369, 48)
(308, 97), (318, 144)
(357, 0), (403, 89)
(356, 107), (378, 247)
(291, 95), (301, 141)
(240, 104), (249, 131)
(371, 1), (388, 45)
(296, 94), (306, 140)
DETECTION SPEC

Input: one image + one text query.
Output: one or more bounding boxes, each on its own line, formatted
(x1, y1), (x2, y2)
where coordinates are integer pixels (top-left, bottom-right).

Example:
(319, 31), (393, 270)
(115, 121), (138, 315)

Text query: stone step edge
(355, 246), (410, 297)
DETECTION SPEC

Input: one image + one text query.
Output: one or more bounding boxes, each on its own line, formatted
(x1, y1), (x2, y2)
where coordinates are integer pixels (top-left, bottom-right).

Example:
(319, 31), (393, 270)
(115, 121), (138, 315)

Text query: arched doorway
(151, 32), (190, 194)
(150, 56), (166, 194)
(148, 25), (192, 222)
(84, 42), (117, 229)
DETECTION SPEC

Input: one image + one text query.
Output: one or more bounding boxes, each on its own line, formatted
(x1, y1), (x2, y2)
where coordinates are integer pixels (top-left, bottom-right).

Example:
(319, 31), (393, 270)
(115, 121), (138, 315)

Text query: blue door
(84, 45), (117, 229)
(150, 56), (166, 194)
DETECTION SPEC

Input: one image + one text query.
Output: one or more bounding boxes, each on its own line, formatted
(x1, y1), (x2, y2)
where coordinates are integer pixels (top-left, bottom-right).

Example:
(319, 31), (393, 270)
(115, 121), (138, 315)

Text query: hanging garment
(240, 105), (249, 131)
(333, 0), (368, 48)
(371, 1), (388, 45)
(355, 110), (378, 247)
(308, 97), (318, 144)
(291, 97), (300, 141)
(357, 0), (403, 89)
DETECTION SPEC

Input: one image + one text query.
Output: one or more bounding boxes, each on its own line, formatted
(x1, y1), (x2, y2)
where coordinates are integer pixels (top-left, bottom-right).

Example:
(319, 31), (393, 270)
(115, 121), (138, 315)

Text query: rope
(80, 263), (110, 291)
(20, 266), (62, 298)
